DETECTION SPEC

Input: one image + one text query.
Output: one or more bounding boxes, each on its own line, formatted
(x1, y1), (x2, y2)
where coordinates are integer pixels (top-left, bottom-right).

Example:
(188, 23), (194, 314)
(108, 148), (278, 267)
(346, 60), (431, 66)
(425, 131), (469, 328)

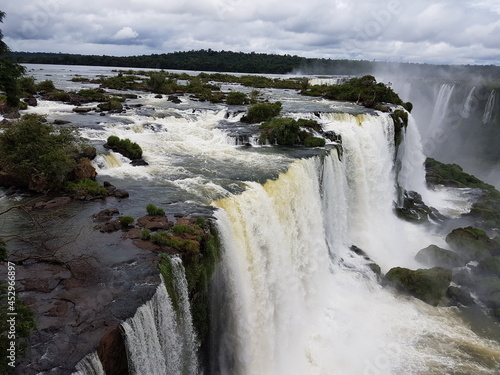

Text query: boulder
(53, 119), (71, 125)
(72, 107), (93, 113)
(74, 158), (97, 180)
(92, 208), (120, 222)
(478, 256), (500, 275)
(446, 285), (475, 306)
(97, 326), (129, 375)
(167, 95), (182, 104)
(25, 96), (38, 106)
(137, 215), (173, 231)
(113, 189), (129, 199)
(94, 220), (122, 233)
(385, 267), (452, 306)
(415, 244), (463, 268)
(446, 227), (498, 261)
(33, 196), (72, 210)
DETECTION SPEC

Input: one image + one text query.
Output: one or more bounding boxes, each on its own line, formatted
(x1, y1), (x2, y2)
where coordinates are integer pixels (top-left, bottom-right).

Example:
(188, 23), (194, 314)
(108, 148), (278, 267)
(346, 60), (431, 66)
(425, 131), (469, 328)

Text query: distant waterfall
(461, 86), (476, 118)
(308, 77), (345, 86)
(211, 112), (500, 374)
(426, 83), (455, 138)
(122, 258), (199, 375)
(483, 90), (496, 124)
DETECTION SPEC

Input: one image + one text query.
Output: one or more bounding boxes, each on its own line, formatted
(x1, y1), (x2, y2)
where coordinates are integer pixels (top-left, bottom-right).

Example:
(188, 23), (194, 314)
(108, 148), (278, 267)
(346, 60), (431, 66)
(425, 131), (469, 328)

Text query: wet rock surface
(3, 199), (161, 375)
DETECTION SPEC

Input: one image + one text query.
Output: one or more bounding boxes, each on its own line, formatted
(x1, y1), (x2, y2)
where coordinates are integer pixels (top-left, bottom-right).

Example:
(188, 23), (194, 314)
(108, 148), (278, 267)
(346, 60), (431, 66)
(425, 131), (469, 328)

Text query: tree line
(8, 50), (500, 80)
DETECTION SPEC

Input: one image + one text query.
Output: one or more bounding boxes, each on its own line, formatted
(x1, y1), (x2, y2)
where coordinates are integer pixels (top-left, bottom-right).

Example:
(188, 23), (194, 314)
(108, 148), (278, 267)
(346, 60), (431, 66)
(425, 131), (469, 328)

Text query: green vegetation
(158, 254), (181, 311)
(36, 79), (56, 92)
(242, 102), (282, 123)
(391, 109), (409, 146)
(0, 12), (25, 108)
(226, 91), (248, 105)
(119, 216), (134, 227)
(17, 76), (37, 95)
(0, 114), (85, 190)
(78, 89), (107, 101)
(425, 158), (500, 229)
(106, 135), (143, 160)
(64, 178), (107, 197)
(10, 50), (500, 80)
(425, 158), (489, 188)
(146, 203), (165, 216)
(385, 266), (452, 306)
(259, 117), (325, 147)
(303, 75), (404, 107)
(141, 228), (151, 240)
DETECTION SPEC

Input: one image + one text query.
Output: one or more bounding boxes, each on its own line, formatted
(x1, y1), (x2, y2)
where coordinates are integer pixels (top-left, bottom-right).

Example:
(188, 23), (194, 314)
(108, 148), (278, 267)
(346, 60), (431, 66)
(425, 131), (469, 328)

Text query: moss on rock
(385, 266), (452, 306)
(415, 244), (463, 268)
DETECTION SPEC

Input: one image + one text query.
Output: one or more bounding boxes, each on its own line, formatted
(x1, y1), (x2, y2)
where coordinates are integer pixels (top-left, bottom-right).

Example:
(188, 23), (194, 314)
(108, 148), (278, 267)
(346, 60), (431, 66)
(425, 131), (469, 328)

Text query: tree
(0, 114), (82, 190)
(0, 11), (25, 107)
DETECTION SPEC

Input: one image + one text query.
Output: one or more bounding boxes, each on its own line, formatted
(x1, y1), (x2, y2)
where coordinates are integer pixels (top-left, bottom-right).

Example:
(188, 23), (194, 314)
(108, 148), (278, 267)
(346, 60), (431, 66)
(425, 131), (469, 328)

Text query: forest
(9, 49), (500, 80)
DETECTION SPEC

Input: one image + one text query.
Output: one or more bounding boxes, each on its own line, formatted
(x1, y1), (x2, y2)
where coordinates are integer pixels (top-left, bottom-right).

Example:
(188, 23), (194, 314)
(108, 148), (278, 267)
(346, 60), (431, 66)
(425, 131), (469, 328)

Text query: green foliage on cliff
(425, 158), (500, 229)
(259, 117), (325, 147)
(156, 219), (221, 343)
(106, 135), (143, 160)
(242, 102), (282, 123)
(303, 75), (404, 107)
(0, 114), (82, 189)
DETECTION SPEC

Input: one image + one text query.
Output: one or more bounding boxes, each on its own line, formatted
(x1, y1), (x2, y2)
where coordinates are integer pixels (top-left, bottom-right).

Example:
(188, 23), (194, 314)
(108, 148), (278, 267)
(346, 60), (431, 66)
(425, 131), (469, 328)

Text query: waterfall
(308, 77), (344, 86)
(461, 86), (476, 118)
(211, 112), (500, 374)
(121, 258), (199, 375)
(483, 90), (496, 124)
(71, 352), (105, 375)
(425, 83), (455, 139)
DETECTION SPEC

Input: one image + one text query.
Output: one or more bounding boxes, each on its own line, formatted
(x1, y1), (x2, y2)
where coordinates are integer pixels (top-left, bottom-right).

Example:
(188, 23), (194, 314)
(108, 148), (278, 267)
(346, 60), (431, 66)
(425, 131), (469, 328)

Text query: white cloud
(112, 26), (138, 40)
(1, 0), (500, 65)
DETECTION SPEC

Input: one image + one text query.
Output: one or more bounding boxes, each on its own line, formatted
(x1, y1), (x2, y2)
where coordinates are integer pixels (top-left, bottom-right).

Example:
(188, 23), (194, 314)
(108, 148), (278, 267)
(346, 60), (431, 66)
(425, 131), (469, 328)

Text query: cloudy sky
(1, 0), (500, 65)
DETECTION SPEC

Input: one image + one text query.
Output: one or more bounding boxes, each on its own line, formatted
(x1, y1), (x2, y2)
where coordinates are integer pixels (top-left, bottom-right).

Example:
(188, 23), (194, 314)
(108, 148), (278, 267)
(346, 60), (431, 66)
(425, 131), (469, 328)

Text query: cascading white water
(425, 83), (455, 139)
(461, 86), (476, 118)
(71, 352), (105, 375)
(212, 113), (500, 374)
(308, 77), (344, 86)
(121, 258), (199, 375)
(483, 90), (496, 124)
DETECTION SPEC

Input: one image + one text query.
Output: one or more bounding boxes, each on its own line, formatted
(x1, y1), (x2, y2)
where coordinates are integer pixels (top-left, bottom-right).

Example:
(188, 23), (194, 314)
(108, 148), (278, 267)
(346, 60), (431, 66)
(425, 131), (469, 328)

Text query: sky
(1, 0), (500, 65)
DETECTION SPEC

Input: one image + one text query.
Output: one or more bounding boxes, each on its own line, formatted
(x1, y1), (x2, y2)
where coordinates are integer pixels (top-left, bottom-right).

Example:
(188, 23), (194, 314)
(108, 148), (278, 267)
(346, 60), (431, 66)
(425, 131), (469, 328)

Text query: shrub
(36, 79), (56, 92)
(141, 228), (151, 240)
(78, 89), (107, 101)
(304, 136), (326, 147)
(119, 216), (134, 227)
(146, 203), (165, 216)
(49, 90), (71, 101)
(226, 91), (248, 105)
(0, 114), (83, 189)
(242, 102), (282, 123)
(106, 136), (143, 160)
(17, 76), (37, 95)
(64, 178), (107, 197)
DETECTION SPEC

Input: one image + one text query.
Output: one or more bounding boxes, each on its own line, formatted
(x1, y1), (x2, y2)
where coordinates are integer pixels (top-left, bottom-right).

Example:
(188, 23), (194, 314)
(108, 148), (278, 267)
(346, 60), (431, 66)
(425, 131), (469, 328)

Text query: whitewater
(20, 64), (500, 374)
